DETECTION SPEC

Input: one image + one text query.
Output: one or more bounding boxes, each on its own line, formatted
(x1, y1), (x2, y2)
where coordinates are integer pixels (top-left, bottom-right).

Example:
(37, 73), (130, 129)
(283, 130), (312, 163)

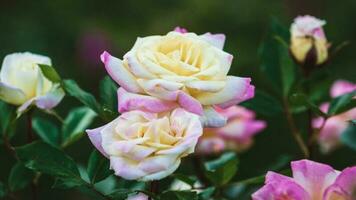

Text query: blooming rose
(86, 108), (202, 181)
(100, 28), (254, 127)
(252, 159), (356, 200)
(196, 105), (266, 154)
(0, 52), (64, 113)
(290, 15), (329, 66)
(313, 80), (356, 153)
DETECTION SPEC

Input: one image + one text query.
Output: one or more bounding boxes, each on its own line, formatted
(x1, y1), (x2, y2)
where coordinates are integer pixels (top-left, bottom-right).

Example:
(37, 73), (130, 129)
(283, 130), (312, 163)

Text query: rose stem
(149, 181), (159, 200)
(27, 110), (38, 200)
(283, 99), (310, 158)
(192, 156), (210, 187)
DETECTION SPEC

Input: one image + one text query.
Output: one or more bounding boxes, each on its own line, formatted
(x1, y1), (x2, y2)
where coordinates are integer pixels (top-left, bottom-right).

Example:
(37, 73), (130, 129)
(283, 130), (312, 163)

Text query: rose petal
(138, 155), (181, 181)
(195, 76), (255, 108)
(0, 82), (27, 105)
(117, 87), (178, 113)
(35, 86), (65, 110)
(100, 51), (143, 93)
(200, 32), (226, 49)
(200, 106), (227, 128)
(324, 167), (356, 200)
(185, 80), (226, 92)
(252, 172), (310, 200)
(291, 159), (339, 200)
(174, 27), (188, 34)
(110, 156), (147, 180)
(330, 80), (356, 98)
(125, 52), (156, 79)
(86, 126), (108, 157)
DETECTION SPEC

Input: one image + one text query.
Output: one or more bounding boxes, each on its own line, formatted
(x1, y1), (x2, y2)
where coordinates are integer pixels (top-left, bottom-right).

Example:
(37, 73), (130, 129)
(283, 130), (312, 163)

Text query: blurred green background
(1, 0), (355, 199)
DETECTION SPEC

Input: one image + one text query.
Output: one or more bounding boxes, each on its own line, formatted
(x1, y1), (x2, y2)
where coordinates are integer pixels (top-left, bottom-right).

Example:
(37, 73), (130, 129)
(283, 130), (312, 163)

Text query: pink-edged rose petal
(195, 76), (255, 108)
(117, 87), (178, 113)
(200, 32), (226, 49)
(100, 51), (143, 93)
(86, 126), (108, 157)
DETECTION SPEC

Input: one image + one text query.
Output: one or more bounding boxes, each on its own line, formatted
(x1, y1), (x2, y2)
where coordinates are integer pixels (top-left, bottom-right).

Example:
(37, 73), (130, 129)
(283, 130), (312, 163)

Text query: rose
(290, 15), (329, 67)
(196, 105), (266, 154)
(86, 108), (202, 181)
(313, 80), (356, 153)
(252, 159), (356, 200)
(100, 28), (254, 127)
(0, 52), (64, 113)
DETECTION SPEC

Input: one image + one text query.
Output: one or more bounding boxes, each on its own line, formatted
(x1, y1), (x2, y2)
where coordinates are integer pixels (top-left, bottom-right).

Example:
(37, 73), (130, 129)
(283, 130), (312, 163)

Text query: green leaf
(62, 107), (97, 147)
(15, 141), (84, 187)
(8, 162), (35, 192)
(99, 76), (118, 112)
(198, 187), (215, 200)
(340, 121), (356, 151)
(38, 64), (62, 83)
(0, 182), (6, 198)
(259, 18), (296, 96)
(159, 190), (198, 200)
(0, 101), (16, 134)
(290, 93), (328, 117)
(328, 91), (356, 116)
(204, 152), (238, 186)
(108, 189), (132, 200)
(87, 150), (111, 184)
(32, 117), (60, 147)
(172, 174), (196, 186)
(240, 90), (283, 116)
(62, 79), (103, 116)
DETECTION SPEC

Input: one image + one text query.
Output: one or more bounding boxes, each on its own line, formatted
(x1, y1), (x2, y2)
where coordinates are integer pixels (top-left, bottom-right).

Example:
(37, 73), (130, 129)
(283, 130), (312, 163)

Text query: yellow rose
(0, 52), (64, 112)
(101, 28), (254, 127)
(290, 15), (329, 66)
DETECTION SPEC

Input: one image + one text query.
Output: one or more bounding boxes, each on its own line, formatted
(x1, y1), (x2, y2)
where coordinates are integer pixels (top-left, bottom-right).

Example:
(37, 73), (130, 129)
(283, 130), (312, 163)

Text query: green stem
(283, 99), (310, 158)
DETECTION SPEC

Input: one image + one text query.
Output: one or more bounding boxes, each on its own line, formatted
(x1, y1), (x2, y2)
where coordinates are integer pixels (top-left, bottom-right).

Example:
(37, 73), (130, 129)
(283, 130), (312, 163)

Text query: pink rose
(196, 105), (266, 154)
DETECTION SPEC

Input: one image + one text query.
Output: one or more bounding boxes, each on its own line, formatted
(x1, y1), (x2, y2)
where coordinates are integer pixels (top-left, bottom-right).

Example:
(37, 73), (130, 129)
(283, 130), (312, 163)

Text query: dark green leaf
(240, 90), (283, 116)
(0, 182), (6, 198)
(15, 141), (84, 187)
(259, 18), (295, 96)
(172, 174), (196, 186)
(8, 162), (35, 192)
(204, 152), (238, 186)
(32, 117), (60, 147)
(38, 64), (61, 83)
(0, 101), (16, 134)
(328, 91), (356, 116)
(159, 190), (198, 200)
(198, 187), (215, 200)
(99, 76), (118, 112)
(290, 93), (328, 117)
(62, 79), (103, 116)
(340, 121), (356, 151)
(109, 189), (132, 200)
(52, 178), (84, 189)
(87, 150), (111, 184)
(62, 107), (97, 147)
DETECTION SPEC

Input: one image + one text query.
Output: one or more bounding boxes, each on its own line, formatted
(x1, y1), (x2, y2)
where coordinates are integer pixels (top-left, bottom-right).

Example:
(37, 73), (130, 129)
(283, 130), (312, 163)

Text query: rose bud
(290, 15), (329, 69)
(0, 52), (64, 113)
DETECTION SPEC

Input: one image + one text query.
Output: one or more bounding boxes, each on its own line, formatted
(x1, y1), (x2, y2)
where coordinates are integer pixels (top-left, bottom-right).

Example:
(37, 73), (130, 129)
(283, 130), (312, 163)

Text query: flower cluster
(87, 28), (256, 181)
(252, 159), (356, 200)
